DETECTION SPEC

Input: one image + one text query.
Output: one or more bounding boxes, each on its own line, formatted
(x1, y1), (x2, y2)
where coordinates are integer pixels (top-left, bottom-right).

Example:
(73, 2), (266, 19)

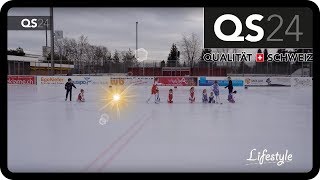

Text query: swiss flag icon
(256, 53), (264, 63)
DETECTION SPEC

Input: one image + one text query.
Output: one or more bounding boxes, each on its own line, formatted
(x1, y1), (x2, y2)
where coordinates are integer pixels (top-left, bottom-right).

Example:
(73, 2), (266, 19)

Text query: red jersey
(151, 83), (159, 94)
(190, 89), (195, 98)
(189, 89), (195, 103)
(78, 92), (84, 101)
(151, 84), (157, 94)
(168, 92), (173, 102)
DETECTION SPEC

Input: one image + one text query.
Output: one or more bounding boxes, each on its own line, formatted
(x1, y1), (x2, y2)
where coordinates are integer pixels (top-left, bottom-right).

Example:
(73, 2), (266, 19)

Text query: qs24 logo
(214, 14), (303, 42)
(20, 18), (49, 29)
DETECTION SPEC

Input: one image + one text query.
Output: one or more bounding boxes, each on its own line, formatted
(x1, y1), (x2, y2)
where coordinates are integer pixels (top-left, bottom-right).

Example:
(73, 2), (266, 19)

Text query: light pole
(50, 7), (55, 75)
(136, 22), (138, 58)
(136, 22), (143, 76)
(135, 21), (144, 76)
(60, 46), (62, 75)
(301, 61), (304, 77)
(242, 61), (244, 76)
(45, 22), (48, 47)
(55, 31), (63, 75)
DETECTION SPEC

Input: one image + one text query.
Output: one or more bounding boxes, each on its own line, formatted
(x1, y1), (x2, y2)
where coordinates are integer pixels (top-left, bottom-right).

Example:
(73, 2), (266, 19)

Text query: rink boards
(7, 75), (312, 88)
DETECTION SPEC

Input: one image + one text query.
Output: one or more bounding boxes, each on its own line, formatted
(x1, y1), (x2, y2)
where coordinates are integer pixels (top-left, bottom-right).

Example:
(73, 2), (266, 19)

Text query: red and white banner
(156, 77), (197, 86)
(7, 75), (36, 85)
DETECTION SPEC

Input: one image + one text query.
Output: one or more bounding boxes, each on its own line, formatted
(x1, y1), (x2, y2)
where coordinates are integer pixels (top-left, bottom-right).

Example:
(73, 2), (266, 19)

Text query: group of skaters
(147, 77), (237, 104)
(64, 77), (236, 104)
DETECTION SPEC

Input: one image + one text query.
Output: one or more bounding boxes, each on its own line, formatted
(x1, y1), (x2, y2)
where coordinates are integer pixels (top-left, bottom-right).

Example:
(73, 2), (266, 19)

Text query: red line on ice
(83, 114), (147, 172)
(98, 116), (150, 171)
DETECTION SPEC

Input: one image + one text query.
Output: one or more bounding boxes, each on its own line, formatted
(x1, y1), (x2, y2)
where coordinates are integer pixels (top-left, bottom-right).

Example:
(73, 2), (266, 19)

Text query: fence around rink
(7, 75), (312, 88)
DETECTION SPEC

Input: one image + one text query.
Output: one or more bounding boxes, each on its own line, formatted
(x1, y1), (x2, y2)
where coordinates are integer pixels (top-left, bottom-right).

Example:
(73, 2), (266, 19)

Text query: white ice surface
(8, 84), (312, 172)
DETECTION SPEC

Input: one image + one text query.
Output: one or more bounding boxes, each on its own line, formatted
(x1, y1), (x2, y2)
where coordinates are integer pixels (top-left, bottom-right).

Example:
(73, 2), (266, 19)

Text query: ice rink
(7, 84), (313, 172)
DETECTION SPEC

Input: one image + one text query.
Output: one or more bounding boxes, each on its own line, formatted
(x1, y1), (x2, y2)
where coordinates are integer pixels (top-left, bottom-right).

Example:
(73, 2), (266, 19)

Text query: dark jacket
(65, 82), (76, 91)
(225, 80), (233, 89)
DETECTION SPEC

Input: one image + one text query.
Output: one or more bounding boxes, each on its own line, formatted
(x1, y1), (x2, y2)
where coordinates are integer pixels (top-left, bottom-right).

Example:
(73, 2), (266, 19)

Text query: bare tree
(48, 34), (142, 74)
(63, 38), (77, 64)
(75, 35), (89, 74)
(121, 49), (136, 73)
(231, 48), (239, 73)
(212, 48), (239, 74)
(179, 33), (201, 68)
(85, 45), (95, 74)
(92, 46), (107, 74)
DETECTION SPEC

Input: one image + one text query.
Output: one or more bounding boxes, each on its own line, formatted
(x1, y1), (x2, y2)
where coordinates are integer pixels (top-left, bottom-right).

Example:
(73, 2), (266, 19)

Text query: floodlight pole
(50, 7), (55, 75)
(136, 22), (143, 76)
(45, 23), (48, 47)
(136, 22), (138, 58)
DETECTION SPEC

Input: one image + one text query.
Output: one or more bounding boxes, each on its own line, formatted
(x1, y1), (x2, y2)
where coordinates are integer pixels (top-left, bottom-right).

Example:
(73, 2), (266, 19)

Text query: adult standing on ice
(167, 89), (173, 103)
(65, 78), (76, 101)
(225, 76), (233, 94)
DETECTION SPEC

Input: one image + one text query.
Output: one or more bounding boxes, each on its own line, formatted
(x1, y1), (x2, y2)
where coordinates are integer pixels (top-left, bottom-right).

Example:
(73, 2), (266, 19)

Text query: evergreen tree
(7, 47), (26, 56)
(167, 44), (180, 67)
(263, 49), (269, 74)
(255, 49), (263, 73)
(160, 60), (165, 68)
(198, 48), (212, 67)
(122, 49), (136, 67)
(113, 50), (120, 64)
(112, 50), (121, 73)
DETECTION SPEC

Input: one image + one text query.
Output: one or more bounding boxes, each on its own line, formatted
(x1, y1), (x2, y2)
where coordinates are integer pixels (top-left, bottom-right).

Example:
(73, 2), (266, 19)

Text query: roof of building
(8, 54), (74, 68)
(8, 54), (40, 62)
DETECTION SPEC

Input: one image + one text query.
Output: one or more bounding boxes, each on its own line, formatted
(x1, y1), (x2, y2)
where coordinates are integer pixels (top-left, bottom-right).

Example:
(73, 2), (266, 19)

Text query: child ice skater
(167, 89), (173, 103)
(209, 91), (215, 103)
(228, 90), (237, 103)
(77, 89), (85, 102)
(155, 89), (160, 104)
(65, 78), (76, 101)
(147, 78), (160, 103)
(189, 87), (195, 103)
(211, 80), (221, 104)
(202, 89), (208, 103)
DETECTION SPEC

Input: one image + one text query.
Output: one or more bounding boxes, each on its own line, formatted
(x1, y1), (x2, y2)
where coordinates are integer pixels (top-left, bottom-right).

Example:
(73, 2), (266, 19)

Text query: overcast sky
(8, 8), (204, 60)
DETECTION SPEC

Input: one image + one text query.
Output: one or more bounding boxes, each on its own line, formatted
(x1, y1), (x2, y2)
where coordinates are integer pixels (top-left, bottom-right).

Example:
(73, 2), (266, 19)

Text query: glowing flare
(99, 84), (136, 119)
(113, 94), (120, 101)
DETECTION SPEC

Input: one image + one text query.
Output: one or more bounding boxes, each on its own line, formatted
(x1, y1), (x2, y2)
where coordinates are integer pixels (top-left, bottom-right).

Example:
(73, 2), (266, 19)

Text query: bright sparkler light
(100, 84), (136, 118)
(113, 94), (120, 101)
